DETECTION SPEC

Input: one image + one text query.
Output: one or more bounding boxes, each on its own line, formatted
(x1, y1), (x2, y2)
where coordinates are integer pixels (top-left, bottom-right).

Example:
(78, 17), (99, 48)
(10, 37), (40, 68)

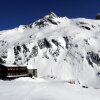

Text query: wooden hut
(0, 64), (28, 79)
(0, 64), (37, 79)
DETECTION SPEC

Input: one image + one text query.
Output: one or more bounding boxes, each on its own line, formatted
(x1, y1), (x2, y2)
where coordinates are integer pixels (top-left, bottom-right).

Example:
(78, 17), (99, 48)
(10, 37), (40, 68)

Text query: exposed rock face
(96, 13), (100, 20)
(35, 12), (60, 28)
(38, 38), (51, 49)
(86, 51), (100, 67)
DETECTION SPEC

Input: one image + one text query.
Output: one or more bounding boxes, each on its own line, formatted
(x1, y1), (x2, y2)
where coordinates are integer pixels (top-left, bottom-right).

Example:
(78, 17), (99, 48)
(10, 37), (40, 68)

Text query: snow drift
(0, 12), (100, 88)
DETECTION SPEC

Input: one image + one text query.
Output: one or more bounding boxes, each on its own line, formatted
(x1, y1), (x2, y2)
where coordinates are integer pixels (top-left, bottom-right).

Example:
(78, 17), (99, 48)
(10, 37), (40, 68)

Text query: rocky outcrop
(96, 13), (100, 20)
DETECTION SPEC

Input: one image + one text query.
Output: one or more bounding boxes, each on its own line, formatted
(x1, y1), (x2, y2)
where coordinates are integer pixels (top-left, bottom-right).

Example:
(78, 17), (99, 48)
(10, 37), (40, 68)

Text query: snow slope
(0, 12), (100, 88)
(0, 78), (100, 100)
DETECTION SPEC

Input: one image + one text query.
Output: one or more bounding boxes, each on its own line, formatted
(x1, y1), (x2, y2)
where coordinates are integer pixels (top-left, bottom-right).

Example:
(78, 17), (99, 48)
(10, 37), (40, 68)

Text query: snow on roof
(0, 63), (27, 67)
(0, 63), (37, 69)
(27, 64), (34, 69)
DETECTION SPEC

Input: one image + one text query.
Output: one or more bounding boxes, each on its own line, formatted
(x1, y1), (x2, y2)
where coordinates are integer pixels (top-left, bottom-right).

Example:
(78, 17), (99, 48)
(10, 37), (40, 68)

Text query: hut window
(8, 68), (10, 71)
(8, 73), (10, 76)
(16, 68), (18, 70)
(10, 68), (13, 70)
(23, 67), (25, 70)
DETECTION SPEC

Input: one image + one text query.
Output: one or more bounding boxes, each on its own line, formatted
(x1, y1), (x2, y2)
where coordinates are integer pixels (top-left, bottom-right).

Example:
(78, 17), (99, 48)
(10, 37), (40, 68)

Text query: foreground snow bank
(0, 78), (100, 100)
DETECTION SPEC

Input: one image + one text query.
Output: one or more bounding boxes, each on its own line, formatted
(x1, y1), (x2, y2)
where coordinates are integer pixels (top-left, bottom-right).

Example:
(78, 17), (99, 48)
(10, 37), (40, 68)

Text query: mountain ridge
(0, 12), (100, 88)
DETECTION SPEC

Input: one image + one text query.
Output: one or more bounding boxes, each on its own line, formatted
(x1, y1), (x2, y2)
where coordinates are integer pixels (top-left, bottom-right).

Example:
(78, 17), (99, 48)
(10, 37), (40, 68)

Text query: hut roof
(0, 63), (27, 67)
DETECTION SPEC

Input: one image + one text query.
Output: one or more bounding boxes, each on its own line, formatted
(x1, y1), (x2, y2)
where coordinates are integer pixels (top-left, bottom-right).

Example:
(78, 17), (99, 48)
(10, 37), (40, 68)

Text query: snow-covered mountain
(0, 12), (100, 88)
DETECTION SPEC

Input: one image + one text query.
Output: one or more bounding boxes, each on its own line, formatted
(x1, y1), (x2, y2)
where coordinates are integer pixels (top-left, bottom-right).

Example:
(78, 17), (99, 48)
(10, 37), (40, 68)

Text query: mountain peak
(17, 12), (59, 30)
(35, 12), (60, 28)
(46, 12), (58, 18)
